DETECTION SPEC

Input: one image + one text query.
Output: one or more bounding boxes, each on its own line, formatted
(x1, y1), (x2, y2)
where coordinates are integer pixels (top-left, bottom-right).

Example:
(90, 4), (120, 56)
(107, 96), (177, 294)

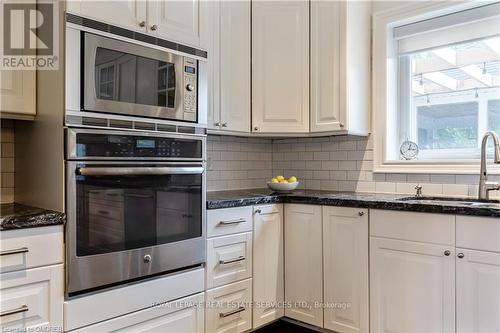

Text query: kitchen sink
(396, 196), (500, 207)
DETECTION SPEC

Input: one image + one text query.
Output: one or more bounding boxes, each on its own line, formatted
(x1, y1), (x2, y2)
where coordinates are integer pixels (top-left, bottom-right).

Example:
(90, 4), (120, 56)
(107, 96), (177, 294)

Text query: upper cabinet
(310, 1), (371, 134)
(67, 0), (208, 48)
(252, 1), (309, 134)
(208, 0), (251, 133)
(0, 70), (36, 120)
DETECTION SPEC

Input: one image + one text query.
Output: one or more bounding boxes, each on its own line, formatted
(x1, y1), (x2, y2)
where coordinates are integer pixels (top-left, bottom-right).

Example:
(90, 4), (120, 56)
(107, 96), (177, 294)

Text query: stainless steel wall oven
(65, 128), (206, 297)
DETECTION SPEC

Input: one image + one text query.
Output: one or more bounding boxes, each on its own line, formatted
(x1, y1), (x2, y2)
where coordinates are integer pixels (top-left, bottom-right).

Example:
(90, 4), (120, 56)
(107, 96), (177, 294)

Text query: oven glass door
(74, 164), (202, 257)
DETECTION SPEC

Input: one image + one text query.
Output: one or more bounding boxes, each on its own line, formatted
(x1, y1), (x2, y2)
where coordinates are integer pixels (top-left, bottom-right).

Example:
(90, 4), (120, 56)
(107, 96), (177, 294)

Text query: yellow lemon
(288, 176), (297, 183)
(271, 178), (279, 183)
(276, 175), (285, 181)
(279, 179), (288, 183)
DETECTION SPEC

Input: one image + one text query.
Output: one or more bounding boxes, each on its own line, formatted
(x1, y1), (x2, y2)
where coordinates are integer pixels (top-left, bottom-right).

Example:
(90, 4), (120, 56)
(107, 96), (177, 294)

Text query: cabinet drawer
(0, 264), (63, 331)
(207, 232), (252, 289)
(205, 278), (252, 333)
(207, 207), (253, 238)
(370, 209), (455, 245)
(457, 215), (500, 253)
(72, 293), (204, 333)
(0, 226), (64, 273)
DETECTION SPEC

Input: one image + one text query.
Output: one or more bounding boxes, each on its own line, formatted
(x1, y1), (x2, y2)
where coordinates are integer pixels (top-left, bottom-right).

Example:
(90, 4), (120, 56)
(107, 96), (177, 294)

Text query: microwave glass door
(75, 165), (202, 257)
(94, 47), (176, 108)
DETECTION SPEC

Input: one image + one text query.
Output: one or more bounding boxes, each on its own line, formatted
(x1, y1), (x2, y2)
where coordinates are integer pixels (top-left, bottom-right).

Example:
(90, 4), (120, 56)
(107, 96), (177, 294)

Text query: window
(381, 3), (500, 165)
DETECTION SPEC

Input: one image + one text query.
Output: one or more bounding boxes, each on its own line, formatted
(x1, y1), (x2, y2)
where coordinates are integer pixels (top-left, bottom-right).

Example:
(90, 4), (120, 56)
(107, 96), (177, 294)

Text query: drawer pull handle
(218, 219), (246, 226)
(219, 306), (245, 318)
(219, 256), (245, 265)
(0, 247), (29, 256)
(1, 305), (29, 317)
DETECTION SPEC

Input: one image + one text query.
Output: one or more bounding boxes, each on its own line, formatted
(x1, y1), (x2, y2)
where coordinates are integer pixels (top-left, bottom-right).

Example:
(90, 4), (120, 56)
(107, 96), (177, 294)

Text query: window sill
(373, 159), (500, 175)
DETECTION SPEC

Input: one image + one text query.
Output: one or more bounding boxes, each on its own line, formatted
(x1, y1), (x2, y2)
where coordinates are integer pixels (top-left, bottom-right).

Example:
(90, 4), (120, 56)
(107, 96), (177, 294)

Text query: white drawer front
(206, 278), (252, 333)
(0, 226), (64, 273)
(370, 209), (455, 245)
(0, 264), (63, 331)
(73, 293), (204, 333)
(457, 215), (500, 253)
(207, 232), (253, 289)
(207, 207), (253, 238)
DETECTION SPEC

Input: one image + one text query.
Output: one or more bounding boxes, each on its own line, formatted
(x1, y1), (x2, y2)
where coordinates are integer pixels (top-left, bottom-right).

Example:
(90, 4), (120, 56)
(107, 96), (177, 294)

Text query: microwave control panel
(183, 58), (197, 118)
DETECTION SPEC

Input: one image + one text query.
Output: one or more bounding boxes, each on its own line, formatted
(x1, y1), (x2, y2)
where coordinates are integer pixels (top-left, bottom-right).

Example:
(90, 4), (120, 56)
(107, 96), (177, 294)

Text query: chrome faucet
(478, 131), (500, 200)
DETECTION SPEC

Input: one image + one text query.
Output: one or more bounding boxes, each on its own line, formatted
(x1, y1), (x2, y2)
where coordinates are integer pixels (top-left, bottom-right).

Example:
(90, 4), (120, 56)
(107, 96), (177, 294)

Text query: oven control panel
(74, 132), (203, 159)
(183, 58), (197, 117)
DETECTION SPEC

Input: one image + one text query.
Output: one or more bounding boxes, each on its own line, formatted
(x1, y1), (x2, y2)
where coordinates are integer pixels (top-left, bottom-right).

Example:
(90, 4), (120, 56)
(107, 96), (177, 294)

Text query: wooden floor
(254, 320), (318, 333)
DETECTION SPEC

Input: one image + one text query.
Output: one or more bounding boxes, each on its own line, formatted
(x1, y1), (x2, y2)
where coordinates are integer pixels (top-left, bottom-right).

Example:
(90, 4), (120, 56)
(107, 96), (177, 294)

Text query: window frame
(373, 0), (500, 174)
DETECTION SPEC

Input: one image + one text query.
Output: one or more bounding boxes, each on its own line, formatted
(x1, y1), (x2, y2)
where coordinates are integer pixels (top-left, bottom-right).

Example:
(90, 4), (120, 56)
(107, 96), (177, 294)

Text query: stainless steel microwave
(65, 21), (207, 124)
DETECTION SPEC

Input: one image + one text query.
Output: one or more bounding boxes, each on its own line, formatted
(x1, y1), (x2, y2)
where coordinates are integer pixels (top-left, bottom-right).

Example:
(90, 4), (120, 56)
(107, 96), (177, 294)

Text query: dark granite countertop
(1, 203), (66, 231)
(207, 189), (500, 218)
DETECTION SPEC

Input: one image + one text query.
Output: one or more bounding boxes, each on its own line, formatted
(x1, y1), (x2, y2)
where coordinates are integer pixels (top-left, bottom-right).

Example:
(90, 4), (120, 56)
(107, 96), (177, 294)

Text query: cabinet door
(310, 0), (344, 132)
(1, 70), (36, 118)
(323, 207), (368, 333)
(284, 204), (323, 327)
(207, 0), (220, 130)
(370, 237), (455, 333)
(252, 1), (309, 133)
(148, 0), (205, 47)
(78, 1), (147, 32)
(218, 0), (251, 133)
(456, 249), (500, 333)
(75, 293), (204, 333)
(0, 265), (63, 332)
(253, 204), (284, 329)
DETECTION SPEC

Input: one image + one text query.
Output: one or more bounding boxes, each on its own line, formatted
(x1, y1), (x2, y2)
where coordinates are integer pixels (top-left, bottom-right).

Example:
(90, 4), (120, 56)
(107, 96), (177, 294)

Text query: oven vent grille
(66, 115), (207, 136)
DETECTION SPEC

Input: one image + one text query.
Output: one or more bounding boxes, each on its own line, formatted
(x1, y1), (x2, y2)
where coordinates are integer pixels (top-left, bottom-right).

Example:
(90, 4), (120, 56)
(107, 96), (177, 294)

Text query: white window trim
(372, 0), (500, 175)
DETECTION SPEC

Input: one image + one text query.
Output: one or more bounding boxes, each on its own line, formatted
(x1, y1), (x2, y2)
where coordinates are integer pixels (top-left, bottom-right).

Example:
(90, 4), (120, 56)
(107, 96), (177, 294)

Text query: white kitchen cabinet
(323, 207), (368, 333)
(310, 1), (371, 134)
(0, 70), (36, 119)
(208, 0), (251, 133)
(74, 292), (204, 333)
(284, 204), (323, 327)
(205, 278), (252, 333)
(253, 204), (284, 329)
(370, 237), (455, 333)
(148, 0), (208, 48)
(68, 0), (208, 48)
(456, 248), (500, 333)
(70, 0), (147, 33)
(0, 264), (64, 332)
(252, 1), (309, 134)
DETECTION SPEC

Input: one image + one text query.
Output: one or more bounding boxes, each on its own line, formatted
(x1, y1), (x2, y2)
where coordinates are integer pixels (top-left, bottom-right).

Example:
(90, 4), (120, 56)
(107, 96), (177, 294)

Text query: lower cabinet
(0, 264), (64, 332)
(253, 204), (284, 329)
(456, 249), (500, 333)
(323, 207), (368, 333)
(370, 237), (455, 333)
(205, 278), (253, 333)
(284, 204), (323, 327)
(73, 292), (204, 333)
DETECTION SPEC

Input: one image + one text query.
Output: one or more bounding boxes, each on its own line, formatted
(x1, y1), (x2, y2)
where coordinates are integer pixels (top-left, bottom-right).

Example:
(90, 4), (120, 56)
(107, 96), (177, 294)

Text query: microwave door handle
(77, 167), (204, 176)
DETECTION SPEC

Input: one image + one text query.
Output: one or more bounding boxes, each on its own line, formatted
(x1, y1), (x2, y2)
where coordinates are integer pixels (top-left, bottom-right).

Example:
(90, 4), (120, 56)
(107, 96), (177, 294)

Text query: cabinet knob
(143, 254), (152, 263)
(222, 123), (228, 127)
(457, 253), (465, 259)
(139, 21), (146, 27)
(339, 123), (345, 128)
(215, 122), (222, 127)
(444, 250), (451, 256)
(254, 126), (259, 131)
(358, 211), (365, 216)
(150, 24), (158, 31)
(254, 209), (262, 214)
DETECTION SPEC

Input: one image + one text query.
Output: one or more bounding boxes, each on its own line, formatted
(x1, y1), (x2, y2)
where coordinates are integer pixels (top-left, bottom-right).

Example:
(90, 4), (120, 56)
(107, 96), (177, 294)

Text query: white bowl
(267, 181), (299, 192)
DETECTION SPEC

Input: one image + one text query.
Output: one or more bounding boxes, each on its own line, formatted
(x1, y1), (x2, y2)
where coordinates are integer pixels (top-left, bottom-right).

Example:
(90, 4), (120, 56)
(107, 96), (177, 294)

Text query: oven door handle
(76, 167), (204, 176)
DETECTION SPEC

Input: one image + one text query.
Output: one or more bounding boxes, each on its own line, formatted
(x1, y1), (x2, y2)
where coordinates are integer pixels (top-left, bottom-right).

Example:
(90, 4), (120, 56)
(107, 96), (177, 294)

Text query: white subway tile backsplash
(208, 134), (499, 198)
